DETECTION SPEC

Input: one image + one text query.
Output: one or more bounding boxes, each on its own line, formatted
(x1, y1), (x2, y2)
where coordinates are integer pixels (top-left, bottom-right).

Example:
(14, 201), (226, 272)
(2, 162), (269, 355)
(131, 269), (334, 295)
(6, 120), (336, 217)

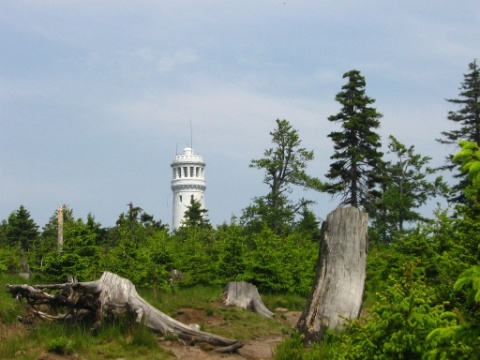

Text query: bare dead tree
(296, 206), (368, 344)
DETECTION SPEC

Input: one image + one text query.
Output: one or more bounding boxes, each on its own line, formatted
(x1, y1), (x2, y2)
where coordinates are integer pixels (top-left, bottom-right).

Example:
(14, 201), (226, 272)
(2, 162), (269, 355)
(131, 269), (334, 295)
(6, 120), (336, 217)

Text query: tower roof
(171, 147), (205, 166)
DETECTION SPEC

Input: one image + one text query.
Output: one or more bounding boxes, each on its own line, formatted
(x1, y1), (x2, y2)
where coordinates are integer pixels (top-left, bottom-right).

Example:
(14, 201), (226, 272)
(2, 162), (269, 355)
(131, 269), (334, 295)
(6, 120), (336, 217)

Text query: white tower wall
(171, 147), (206, 229)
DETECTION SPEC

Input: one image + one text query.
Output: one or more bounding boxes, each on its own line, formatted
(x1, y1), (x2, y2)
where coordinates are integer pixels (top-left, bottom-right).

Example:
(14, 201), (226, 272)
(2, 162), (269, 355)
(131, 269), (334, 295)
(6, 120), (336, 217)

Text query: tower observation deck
(170, 147), (206, 229)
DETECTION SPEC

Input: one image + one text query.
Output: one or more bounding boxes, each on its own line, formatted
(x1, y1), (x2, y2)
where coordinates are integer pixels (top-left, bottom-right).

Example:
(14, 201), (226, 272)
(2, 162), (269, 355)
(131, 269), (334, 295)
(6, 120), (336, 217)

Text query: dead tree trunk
(57, 206), (63, 253)
(296, 206), (368, 344)
(222, 281), (274, 318)
(6, 272), (242, 352)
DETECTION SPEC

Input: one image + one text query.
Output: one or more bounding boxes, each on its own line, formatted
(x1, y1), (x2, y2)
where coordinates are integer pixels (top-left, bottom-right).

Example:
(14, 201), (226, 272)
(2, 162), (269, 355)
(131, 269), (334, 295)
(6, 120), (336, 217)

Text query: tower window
(190, 167), (194, 177)
(179, 195), (183, 203)
(177, 168), (182, 178)
(191, 194), (194, 201)
(183, 167), (188, 177)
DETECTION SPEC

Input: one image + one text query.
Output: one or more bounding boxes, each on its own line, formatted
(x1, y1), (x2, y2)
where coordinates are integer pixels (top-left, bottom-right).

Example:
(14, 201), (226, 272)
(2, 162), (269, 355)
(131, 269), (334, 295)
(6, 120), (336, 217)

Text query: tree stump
(222, 281), (274, 318)
(6, 271), (242, 352)
(296, 206), (368, 344)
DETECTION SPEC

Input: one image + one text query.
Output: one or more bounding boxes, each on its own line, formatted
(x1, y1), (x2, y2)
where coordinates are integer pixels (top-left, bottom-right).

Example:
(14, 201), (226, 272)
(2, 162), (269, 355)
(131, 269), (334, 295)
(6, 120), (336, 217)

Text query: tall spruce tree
(6, 205), (39, 252)
(325, 70), (383, 211)
(437, 60), (480, 202)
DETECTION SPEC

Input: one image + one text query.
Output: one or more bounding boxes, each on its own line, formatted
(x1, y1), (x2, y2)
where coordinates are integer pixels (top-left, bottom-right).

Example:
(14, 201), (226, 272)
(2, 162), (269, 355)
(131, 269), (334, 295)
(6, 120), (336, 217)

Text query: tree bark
(6, 271), (242, 351)
(296, 206), (368, 344)
(222, 281), (274, 318)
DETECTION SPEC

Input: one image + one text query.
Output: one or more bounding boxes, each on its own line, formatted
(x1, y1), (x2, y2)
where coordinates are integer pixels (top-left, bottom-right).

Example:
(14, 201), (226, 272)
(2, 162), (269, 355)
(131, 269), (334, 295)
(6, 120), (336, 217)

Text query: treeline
(1, 61), (480, 357)
(0, 203), (319, 295)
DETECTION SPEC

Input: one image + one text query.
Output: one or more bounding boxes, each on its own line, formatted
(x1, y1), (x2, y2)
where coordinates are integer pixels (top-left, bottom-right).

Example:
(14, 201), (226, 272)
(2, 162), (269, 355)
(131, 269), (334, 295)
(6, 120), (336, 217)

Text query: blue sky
(1, 1), (478, 228)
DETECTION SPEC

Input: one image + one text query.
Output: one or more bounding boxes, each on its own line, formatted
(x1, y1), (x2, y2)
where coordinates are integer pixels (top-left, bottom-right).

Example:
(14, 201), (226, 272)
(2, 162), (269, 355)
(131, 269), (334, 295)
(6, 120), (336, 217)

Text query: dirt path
(160, 334), (285, 360)
(160, 309), (301, 360)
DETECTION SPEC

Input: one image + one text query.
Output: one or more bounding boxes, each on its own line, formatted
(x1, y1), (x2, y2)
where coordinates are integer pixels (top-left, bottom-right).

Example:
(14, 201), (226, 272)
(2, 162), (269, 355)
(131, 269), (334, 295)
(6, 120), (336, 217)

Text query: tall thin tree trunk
(57, 206), (63, 253)
(296, 206), (368, 344)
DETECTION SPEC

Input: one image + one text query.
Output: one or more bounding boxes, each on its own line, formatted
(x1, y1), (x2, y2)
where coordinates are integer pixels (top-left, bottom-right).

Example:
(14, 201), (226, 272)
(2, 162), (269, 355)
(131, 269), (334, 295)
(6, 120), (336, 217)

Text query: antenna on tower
(190, 120), (193, 150)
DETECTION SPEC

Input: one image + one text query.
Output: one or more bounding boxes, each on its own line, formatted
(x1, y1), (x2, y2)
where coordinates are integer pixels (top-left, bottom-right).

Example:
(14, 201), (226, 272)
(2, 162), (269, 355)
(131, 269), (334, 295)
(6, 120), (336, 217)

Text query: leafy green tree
(170, 224), (220, 287)
(245, 119), (321, 233)
(36, 207), (104, 281)
(371, 136), (448, 243)
(453, 140), (480, 204)
(40, 217), (101, 281)
(0, 218), (21, 274)
(243, 226), (293, 292)
(217, 223), (248, 283)
(325, 70), (384, 212)
(103, 229), (170, 289)
(437, 60), (480, 203)
(0, 246), (20, 274)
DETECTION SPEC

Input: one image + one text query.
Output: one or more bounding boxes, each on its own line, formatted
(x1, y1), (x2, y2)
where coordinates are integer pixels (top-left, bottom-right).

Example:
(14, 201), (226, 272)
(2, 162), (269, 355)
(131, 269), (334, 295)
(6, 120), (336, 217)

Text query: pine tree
(325, 70), (383, 211)
(371, 135), (447, 243)
(182, 198), (210, 228)
(437, 60), (480, 202)
(6, 205), (39, 252)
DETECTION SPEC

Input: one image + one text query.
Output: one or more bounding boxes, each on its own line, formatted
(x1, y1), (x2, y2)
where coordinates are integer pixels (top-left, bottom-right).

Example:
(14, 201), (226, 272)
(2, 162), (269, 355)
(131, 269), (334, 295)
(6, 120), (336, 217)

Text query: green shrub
(47, 336), (75, 355)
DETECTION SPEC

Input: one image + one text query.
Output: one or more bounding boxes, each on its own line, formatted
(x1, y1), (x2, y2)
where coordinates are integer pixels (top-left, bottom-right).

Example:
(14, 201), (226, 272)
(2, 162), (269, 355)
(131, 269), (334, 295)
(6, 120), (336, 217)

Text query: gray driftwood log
(6, 271), (242, 352)
(222, 281), (274, 318)
(296, 206), (368, 344)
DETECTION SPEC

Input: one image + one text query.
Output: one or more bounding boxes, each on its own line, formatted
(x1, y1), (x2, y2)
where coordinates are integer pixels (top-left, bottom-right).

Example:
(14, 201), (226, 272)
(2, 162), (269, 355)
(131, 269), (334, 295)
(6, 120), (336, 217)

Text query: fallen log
(222, 281), (274, 318)
(296, 206), (368, 344)
(6, 271), (242, 350)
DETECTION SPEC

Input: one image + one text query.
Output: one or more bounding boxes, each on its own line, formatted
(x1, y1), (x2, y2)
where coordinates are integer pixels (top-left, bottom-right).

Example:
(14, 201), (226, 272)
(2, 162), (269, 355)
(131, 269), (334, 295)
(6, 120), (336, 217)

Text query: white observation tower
(171, 147), (206, 229)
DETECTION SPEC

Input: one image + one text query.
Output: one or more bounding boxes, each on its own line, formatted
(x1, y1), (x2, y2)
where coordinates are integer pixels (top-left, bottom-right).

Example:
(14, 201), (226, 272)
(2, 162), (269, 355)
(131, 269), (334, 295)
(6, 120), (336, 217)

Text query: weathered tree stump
(222, 281), (274, 318)
(6, 271), (242, 352)
(296, 206), (368, 344)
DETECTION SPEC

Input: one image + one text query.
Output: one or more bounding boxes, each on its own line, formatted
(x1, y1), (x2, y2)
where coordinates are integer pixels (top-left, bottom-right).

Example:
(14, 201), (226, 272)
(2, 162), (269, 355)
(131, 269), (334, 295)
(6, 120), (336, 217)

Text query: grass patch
(141, 285), (296, 340)
(139, 285), (222, 315)
(263, 292), (307, 311)
(0, 316), (173, 360)
(0, 274), (30, 325)
(215, 306), (290, 341)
